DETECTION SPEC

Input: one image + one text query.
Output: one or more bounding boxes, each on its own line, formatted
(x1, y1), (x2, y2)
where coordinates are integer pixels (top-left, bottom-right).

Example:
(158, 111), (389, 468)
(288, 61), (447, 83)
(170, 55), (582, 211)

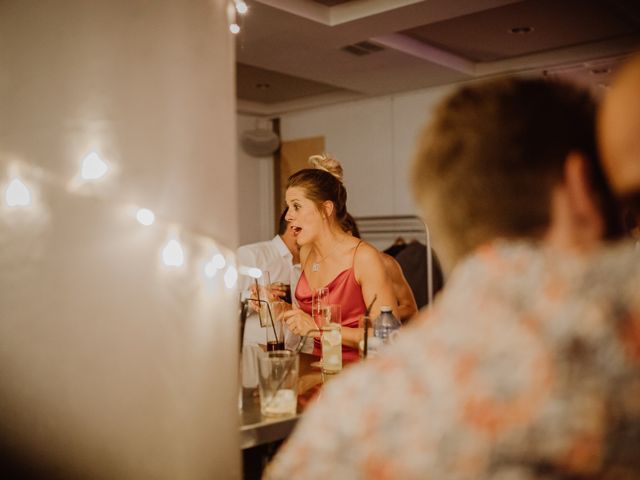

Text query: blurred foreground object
(0, 0), (240, 478)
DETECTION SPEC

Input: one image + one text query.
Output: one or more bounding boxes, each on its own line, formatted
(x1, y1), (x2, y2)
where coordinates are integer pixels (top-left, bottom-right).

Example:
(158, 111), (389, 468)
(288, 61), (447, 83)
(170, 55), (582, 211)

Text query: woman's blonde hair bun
(308, 153), (344, 182)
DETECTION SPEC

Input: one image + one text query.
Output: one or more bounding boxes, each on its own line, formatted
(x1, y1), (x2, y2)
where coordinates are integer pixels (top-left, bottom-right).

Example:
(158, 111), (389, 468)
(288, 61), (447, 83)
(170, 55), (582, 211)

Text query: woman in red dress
(282, 158), (397, 363)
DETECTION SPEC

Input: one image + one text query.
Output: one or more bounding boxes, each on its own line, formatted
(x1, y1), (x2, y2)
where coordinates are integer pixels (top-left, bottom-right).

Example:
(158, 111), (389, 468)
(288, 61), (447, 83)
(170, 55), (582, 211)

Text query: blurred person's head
(598, 54), (640, 230)
(412, 77), (621, 272)
(285, 157), (348, 246)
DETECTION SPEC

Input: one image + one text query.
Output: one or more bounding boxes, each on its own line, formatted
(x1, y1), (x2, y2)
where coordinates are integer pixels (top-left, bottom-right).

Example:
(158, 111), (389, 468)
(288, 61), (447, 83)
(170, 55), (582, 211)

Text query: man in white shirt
(237, 210), (301, 347)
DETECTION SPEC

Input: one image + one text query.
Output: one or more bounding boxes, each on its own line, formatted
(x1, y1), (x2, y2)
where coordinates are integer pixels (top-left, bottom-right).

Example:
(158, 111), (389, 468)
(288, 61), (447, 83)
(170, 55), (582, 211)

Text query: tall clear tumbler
(321, 304), (342, 374)
(312, 287), (329, 328)
(253, 271), (272, 328)
(257, 350), (299, 417)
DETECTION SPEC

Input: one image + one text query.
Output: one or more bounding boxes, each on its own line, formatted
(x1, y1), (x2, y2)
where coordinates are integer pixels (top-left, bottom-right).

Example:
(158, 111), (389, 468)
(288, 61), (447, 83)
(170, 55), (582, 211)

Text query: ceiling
(235, 0), (640, 116)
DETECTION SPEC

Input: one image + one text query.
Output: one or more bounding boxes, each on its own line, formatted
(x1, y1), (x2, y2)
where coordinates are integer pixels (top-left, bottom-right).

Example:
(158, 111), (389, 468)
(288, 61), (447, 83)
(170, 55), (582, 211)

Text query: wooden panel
(274, 136), (325, 225)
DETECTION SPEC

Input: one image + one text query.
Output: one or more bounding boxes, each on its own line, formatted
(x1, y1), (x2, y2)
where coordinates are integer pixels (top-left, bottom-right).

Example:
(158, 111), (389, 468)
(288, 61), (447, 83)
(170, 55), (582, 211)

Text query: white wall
(236, 84), (456, 243)
(279, 84), (454, 217)
(237, 114), (276, 245)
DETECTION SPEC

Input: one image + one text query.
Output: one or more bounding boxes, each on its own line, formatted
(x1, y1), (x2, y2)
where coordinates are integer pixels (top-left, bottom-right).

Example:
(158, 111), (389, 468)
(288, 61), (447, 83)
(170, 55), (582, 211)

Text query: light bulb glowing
(162, 239), (185, 267)
(204, 261), (218, 279)
(5, 178), (32, 207)
(224, 265), (238, 289)
(229, 23), (240, 34)
(239, 265), (262, 278)
(136, 208), (155, 226)
(212, 253), (226, 269)
(204, 252), (227, 278)
(236, 1), (248, 14)
(248, 267), (262, 278)
(80, 152), (109, 180)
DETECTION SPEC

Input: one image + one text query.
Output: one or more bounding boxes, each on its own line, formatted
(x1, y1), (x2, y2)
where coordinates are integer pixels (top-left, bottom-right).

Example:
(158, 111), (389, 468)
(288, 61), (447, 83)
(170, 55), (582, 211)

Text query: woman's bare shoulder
(354, 241), (384, 265)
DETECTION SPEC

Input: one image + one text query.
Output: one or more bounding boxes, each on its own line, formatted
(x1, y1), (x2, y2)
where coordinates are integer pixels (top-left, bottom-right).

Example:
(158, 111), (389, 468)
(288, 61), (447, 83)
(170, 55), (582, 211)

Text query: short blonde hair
(412, 77), (605, 269)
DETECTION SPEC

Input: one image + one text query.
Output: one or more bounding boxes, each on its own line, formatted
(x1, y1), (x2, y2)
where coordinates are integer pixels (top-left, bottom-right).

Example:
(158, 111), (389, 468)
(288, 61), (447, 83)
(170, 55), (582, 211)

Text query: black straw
(362, 294), (377, 359)
(254, 279), (279, 343)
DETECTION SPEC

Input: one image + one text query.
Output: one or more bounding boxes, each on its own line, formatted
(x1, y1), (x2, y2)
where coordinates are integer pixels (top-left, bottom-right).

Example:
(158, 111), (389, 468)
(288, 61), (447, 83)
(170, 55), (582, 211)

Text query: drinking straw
(239, 296), (249, 352)
(363, 294), (377, 359)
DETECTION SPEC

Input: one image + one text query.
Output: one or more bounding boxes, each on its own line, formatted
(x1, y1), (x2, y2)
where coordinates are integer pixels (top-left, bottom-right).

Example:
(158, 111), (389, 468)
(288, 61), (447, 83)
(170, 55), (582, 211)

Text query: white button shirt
(237, 235), (303, 387)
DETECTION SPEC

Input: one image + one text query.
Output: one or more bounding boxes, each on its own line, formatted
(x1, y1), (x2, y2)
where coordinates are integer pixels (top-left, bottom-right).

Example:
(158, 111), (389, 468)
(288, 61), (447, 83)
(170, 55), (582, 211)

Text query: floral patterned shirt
(265, 241), (640, 479)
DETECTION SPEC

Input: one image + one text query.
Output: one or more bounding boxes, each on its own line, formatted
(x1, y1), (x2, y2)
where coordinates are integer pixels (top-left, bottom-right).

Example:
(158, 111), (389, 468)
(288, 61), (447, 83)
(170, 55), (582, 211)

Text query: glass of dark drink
(266, 300), (286, 351)
(281, 284), (292, 304)
(272, 282), (292, 304)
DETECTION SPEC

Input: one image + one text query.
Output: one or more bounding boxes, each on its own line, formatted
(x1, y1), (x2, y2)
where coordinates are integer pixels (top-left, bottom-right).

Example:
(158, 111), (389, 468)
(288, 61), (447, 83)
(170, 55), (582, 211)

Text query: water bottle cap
(380, 305), (392, 312)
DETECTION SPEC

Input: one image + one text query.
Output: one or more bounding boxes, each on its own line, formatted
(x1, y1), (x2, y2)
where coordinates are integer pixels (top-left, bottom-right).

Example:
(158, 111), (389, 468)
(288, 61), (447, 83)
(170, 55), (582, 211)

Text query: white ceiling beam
(255, 0), (425, 26)
(237, 90), (365, 116)
(373, 33), (476, 75)
(254, 0), (330, 24)
(256, 0), (524, 27)
(329, 0), (425, 26)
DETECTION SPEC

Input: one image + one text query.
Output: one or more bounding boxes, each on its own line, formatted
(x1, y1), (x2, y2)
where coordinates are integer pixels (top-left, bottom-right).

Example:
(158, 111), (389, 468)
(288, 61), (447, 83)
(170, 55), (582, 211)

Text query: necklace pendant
(311, 262), (320, 272)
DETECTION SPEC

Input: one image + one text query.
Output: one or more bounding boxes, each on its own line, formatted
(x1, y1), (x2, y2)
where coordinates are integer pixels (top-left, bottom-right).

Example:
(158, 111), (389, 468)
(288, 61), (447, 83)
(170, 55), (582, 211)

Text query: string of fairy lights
(4, 1), (264, 294)
(2, 150), (263, 290)
(228, 0), (248, 35)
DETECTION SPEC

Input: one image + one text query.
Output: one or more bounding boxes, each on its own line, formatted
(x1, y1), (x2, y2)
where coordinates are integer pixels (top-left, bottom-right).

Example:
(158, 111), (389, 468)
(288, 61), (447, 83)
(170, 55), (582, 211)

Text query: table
(240, 352), (323, 450)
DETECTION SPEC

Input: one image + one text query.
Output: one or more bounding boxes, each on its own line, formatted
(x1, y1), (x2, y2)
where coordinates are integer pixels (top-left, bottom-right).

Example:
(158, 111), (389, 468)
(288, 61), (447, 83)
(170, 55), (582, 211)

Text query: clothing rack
(354, 215), (434, 306)
(354, 215), (427, 243)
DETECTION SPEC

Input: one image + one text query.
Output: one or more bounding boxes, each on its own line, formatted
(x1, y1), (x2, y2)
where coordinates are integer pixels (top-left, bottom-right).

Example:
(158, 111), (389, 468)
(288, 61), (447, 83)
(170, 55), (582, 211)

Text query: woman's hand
(269, 283), (289, 304)
(283, 305), (319, 337)
(248, 283), (283, 312)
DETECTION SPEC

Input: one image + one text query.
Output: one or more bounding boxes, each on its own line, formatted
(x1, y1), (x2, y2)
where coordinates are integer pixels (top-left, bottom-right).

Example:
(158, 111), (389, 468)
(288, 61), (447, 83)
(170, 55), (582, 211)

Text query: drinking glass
(312, 287), (329, 327)
(266, 301), (286, 351)
(257, 350), (299, 417)
(252, 271), (271, 328)
(321, 304), (342, 374)
(272, 282), (292, 304)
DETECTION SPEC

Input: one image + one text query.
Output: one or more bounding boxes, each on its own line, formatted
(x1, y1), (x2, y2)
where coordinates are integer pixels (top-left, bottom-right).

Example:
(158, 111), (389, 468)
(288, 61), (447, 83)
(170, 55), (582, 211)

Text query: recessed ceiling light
(255, 83), (270, 89)
(508, 26), (534, 34)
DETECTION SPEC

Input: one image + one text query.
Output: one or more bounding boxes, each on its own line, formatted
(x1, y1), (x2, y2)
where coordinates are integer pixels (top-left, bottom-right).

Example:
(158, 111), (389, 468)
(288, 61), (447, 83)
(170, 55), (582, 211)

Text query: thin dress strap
(351, 240), (363, 267)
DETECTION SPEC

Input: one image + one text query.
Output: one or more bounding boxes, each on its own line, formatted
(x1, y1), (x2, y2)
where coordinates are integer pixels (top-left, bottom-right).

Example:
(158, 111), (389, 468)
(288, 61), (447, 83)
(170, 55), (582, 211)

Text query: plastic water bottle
(373, 306), (401, 345)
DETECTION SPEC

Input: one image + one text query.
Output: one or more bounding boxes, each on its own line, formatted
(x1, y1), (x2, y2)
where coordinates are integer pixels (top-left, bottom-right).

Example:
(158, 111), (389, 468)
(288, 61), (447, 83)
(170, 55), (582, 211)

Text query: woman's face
(285, 186), (323, 246)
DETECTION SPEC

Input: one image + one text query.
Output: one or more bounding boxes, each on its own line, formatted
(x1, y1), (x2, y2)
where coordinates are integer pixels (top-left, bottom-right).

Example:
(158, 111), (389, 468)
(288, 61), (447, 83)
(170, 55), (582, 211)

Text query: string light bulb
(80, 151), (109, 181)
(5, 177), (32, 207)
(239, 266), (262, 278)
(162, 238), (185, 267)
(229, 23), (240, 34)
(224, 265), (238, 289)
(212, 253), (226, 269)
(136, 208), (155, 226)
(235, 1), (248, 14)
(204, 261), (218, 279)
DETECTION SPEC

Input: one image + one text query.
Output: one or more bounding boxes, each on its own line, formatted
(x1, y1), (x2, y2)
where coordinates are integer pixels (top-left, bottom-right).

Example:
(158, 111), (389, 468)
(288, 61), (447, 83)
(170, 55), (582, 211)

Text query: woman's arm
(354, 243), (399, 318)
(336, 244), (398, 349)
(381, 253), (418, 322)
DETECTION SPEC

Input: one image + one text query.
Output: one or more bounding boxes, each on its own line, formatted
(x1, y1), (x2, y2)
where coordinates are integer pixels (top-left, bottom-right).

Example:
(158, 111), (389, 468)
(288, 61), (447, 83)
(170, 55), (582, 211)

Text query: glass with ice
(257, 350), (299, 417)
(321, 304), (342, 374)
